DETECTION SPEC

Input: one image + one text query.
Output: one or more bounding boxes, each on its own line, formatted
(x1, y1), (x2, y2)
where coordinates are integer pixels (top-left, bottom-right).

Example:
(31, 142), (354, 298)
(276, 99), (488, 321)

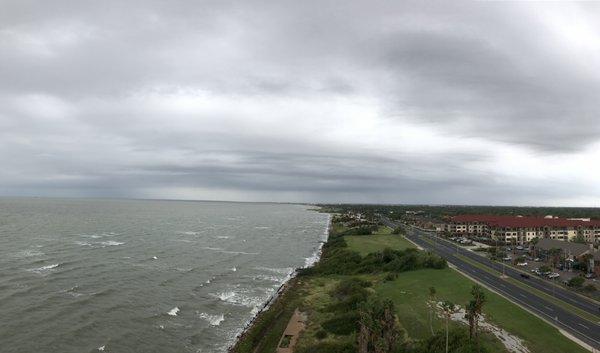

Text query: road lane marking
(519, 293), (527, 298)
(578, 323), (589, 330)
(544, 306), (553, 311)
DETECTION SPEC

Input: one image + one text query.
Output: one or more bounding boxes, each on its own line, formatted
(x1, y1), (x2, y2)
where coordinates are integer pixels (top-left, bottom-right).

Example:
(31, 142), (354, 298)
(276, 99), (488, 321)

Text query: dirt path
(276, 308), (307, 353)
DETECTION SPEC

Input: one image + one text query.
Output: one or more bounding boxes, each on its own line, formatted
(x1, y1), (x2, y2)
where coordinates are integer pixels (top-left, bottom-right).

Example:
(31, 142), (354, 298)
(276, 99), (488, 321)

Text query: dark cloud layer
(1, 1), (600, 205)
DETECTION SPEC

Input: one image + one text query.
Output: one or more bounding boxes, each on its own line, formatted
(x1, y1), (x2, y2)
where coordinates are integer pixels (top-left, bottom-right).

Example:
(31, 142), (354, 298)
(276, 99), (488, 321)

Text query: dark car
(520, 273), (530, 279)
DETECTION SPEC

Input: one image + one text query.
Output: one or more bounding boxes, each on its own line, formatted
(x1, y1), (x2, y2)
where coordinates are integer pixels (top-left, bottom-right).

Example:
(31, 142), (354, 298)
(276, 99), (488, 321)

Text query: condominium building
(444, 215), (600, 244)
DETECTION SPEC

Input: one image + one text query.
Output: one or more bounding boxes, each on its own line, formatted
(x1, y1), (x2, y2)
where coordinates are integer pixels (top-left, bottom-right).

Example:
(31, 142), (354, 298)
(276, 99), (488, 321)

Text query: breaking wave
(198, 312), (225, 326)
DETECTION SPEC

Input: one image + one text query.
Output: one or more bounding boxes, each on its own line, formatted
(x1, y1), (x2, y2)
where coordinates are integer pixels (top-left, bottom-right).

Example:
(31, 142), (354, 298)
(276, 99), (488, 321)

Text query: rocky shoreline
(227, 215), (331, 352)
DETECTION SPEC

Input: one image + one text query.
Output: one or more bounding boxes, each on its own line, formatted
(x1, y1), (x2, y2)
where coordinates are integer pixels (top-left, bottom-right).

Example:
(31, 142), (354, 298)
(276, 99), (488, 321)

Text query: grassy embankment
(231, 220), (587, 353)
(377, 268), (587, 353)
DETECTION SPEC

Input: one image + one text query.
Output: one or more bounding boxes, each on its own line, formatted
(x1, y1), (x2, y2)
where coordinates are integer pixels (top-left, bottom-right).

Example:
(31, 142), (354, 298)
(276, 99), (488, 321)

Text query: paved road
(420, 228), (600, 317)
(383, 219), (600, 350)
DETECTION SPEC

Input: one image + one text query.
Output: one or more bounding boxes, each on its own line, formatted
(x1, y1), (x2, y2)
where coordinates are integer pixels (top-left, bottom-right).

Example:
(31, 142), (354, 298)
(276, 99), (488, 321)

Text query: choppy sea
(0, 198), (329, 353)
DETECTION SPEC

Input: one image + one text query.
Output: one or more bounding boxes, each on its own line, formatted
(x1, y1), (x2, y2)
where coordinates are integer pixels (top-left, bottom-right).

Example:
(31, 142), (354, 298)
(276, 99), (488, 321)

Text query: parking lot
(447, 237), (599, 295)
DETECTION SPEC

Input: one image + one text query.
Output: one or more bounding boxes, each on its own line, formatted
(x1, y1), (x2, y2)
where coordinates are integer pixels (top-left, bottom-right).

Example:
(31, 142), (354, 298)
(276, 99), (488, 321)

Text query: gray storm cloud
(1, 0), (600, 205)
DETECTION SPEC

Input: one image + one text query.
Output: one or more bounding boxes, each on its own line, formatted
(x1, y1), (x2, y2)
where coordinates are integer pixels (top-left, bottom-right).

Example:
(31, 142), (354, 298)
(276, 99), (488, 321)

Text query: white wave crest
(217, 291), (236, 301)
(214, 290), (267, 308)
(255, 267), (293, 275)
(29, 263), (60, 274)
(100, 241), (124, 246)
(167, 307), (180, 316)
(198, 312), (225, 326)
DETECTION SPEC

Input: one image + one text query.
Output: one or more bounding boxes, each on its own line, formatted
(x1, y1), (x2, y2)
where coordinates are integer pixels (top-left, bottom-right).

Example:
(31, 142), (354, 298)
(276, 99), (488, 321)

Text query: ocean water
(0, 198), (329, 353)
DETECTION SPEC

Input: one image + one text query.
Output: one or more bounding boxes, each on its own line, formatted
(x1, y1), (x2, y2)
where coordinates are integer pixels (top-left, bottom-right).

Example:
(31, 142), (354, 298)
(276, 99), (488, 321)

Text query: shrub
(384, 272), (398, 282)
(568, 276), (585, 288)
(392, 226), (405, 235)
(341, 226), (374, 236)
(327, 277), (371, 312)
(321, 312), (360, 335)
(331, 277), (371, 298)
(315, 329), (328, 340)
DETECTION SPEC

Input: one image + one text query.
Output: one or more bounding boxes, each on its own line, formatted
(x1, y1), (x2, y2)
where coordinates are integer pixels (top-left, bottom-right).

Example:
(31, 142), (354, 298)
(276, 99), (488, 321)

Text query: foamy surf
(198, 312), (225, 326)
(167, 307), (180, 316)
(28, 263), (60, 274)
(100, 241), (124, 246)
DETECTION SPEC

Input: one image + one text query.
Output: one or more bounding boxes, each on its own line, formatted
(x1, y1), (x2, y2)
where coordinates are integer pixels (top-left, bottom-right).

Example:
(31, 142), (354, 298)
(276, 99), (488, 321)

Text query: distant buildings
(443, 215), (600, 245)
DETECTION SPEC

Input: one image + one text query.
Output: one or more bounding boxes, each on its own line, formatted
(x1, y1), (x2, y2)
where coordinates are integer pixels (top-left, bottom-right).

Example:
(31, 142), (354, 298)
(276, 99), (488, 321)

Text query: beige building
(444, 215), (600, 245)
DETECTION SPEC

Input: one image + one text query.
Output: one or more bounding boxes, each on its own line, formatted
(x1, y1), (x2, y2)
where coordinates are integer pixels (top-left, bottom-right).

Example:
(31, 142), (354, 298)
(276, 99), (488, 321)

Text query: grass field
(376, 268), (589, 353)
(345, 233), (415, 255)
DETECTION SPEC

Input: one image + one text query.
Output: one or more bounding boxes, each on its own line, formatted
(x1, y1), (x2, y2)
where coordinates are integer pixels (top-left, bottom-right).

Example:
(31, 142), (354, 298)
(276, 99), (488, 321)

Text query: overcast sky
(2, 1), (600, 205)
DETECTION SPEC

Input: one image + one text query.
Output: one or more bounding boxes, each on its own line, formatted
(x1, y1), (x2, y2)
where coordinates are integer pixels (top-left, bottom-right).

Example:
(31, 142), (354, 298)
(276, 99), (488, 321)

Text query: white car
(547, 273), (560, 279)
(503, 256), (512, 261)
(516, 246), (524, 250)
(517, 262), (528, 266)
(533, 258), (541, 262)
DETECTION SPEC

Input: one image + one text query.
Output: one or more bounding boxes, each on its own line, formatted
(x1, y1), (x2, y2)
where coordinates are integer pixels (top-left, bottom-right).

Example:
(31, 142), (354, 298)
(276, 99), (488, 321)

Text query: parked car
(533, 257), (541, 262)
(585, 273), (596, 279)
(517, 262), (528, 266)
(516, 246), (524, 250)
(520, 273), (531, 279)
(548, 273), (560, 279)
(503, 256), (512, 261)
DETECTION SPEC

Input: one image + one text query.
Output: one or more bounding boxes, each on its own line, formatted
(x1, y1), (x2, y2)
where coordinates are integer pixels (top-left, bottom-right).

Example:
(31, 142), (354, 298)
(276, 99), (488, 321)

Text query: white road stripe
(544, 306), (554, 311)
(578, 323), (589, 330)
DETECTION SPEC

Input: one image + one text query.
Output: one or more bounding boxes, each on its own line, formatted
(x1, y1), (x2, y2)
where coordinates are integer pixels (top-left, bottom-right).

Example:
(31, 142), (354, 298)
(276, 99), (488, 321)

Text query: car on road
(520, 273), (531, 279)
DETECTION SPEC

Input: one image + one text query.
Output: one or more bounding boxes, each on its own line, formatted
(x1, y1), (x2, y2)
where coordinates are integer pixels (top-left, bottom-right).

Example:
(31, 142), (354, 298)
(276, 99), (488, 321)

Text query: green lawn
(345, 234), (415, 255)
(375, 268), (588, 353)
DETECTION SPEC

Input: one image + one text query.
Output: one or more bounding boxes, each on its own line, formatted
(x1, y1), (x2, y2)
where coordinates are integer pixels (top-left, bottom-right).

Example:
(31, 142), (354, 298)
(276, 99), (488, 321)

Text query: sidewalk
(276, 308), (307, 353)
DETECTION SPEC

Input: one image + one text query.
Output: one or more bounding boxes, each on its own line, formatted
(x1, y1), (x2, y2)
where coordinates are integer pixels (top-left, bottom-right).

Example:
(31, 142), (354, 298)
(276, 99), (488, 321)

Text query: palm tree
(428, 286), (437, 335)
(358, 298), (400, 353)
(466, 285), (486, 352)
(548, 247), (562, 269)
(441, 301), (456, 353)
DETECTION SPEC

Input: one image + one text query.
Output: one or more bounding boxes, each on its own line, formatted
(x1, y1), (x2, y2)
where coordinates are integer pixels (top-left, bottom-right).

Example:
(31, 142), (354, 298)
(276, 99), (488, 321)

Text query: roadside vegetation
(231, 211), (589, 353)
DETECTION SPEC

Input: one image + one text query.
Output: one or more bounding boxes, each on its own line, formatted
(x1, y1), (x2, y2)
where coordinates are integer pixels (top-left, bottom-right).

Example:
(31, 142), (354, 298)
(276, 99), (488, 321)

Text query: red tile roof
(450, 215), (600, 228)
